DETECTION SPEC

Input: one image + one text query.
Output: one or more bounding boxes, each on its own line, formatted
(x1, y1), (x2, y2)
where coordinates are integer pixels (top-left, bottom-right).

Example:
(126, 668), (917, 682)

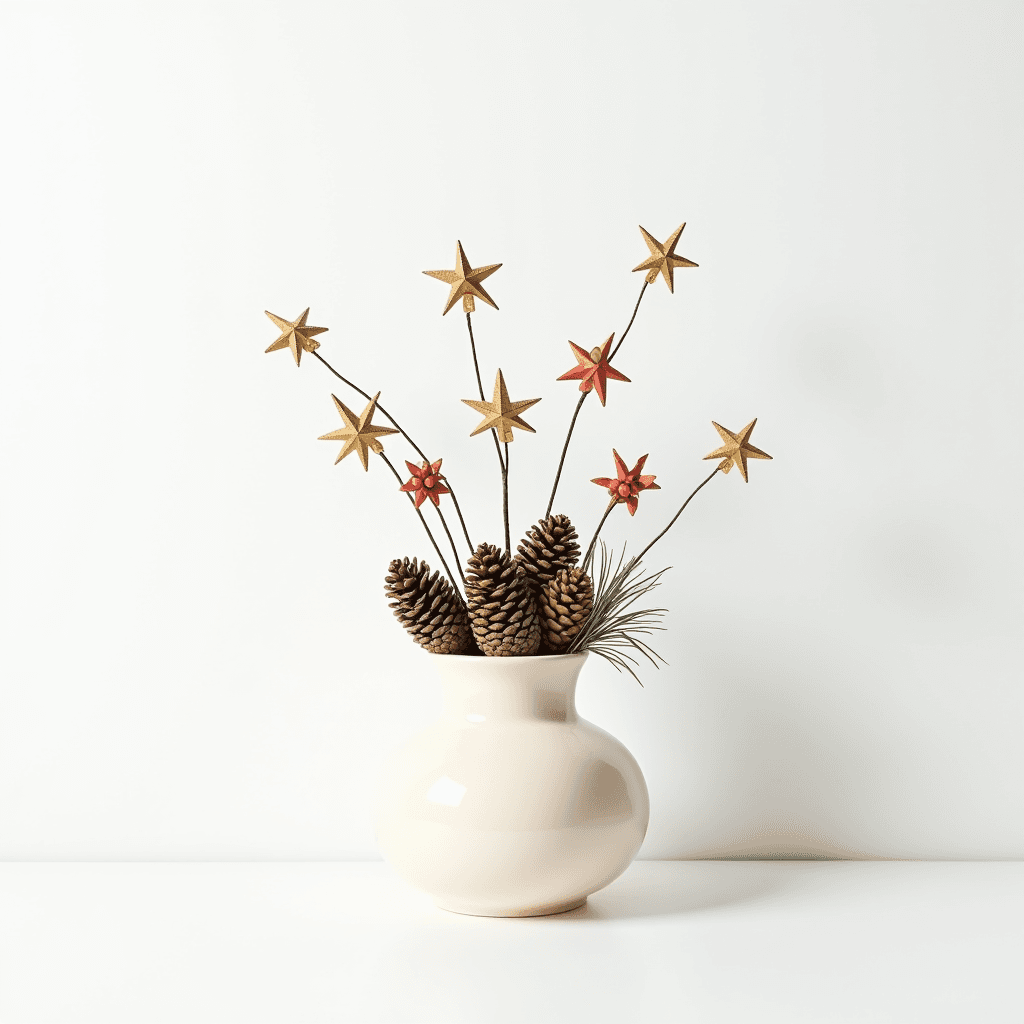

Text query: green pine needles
(569, 543), (669, 685)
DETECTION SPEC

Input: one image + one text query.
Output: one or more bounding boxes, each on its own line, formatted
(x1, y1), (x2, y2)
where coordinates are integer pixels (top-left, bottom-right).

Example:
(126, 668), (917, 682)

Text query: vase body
(373, 651), (649, 917)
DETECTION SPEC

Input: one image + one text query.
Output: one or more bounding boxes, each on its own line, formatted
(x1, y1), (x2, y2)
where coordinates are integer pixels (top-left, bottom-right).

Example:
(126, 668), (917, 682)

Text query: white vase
(373, 651), (650, 917)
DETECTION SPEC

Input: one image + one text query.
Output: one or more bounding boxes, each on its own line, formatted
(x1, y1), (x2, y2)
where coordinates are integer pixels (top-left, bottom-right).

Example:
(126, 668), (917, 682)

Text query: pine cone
(384, 557), (475, 655)
(465, 542), (542, 657)
(516, 514), (580, 593)
(538, 567), (594, 651)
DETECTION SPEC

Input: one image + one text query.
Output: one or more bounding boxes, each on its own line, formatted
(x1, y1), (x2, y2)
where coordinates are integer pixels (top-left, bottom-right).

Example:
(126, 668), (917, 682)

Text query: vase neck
(433, 654), (588, 725)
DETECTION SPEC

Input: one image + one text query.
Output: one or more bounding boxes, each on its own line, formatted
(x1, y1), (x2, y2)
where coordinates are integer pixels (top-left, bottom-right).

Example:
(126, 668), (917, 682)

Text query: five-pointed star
(264, 308), (329, 366)
(423, 241), (502, 315)
(556, 334), (632, 406)
(631, 223), (698, 292)
(462, 370), (541, 443)
(318, 392), (400, 470)
(702, 419), (773, 482)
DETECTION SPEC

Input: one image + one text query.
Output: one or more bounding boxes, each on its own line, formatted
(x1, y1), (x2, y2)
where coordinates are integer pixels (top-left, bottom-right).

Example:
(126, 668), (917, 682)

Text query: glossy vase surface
(374, 651), (650, 917)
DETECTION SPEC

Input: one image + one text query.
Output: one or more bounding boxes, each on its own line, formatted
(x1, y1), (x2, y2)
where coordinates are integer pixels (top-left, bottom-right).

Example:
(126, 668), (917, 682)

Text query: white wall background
(1, 1), (1022, 861)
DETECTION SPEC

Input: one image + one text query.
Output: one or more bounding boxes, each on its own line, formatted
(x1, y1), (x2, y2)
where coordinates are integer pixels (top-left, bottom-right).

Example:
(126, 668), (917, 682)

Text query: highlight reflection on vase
(374, 651), (649, 917)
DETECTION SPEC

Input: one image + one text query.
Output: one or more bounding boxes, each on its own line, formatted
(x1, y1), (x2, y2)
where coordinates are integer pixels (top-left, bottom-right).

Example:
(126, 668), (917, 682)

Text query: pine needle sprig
(568, 542), (670, 685)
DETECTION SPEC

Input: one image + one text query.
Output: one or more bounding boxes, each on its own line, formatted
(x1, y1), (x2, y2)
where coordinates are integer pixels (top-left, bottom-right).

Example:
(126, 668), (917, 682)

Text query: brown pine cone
(465, 542), (542, 657)
(515, 514), (580, 593)
(384, 557), (475, 655)
(538, 567), (594, 651)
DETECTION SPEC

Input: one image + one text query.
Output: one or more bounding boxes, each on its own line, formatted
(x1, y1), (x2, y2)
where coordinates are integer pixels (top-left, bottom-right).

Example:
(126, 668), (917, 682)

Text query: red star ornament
(399, 459), (451, 509)
(556, 334), (631, 406)
(591, 449), (661, 516)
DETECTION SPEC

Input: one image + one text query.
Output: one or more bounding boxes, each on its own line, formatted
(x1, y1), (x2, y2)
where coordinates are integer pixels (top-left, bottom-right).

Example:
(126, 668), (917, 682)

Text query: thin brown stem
(610, 278), (648, 360)
(582, 499), (618, 570)
(313, 350), (421, 454)
(545, 279), (650, 516)
(433, 502), (467, 589)
(466, 311), (487, 400)
(501, 441), (510, 555)
(311, 348), (474, 553)
(634, 465), (721, 563)
(465, 312), (506, 475)
(545, 392), (586, 519)
(379, 451), (462, 596)
(444, 484), (473, 554)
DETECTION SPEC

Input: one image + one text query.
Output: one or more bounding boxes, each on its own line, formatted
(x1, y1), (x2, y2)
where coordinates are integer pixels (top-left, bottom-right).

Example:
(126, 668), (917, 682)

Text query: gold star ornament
(703, 419), (773, 481)
(264, 308), (329, 366)
(318, 392), (400, 470)
(423, 241), (502, 315)
(462, 369), (541, 443)
(632, 222), (698, 292)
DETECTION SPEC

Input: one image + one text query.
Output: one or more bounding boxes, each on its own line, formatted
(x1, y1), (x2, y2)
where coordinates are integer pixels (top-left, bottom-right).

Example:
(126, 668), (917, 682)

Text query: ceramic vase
(373, 651), (649, 917)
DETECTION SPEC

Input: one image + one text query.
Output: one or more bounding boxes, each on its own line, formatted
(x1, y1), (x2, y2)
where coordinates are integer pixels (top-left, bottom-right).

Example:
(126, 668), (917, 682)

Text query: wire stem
(433, 502), (467, 589)
(545, 393), (586, 519)
(634, 465), (721, 563)
(444, 485), (473, 555)
(545, 279), (650, 516)
(379, 451), (462, 596)
(312, 348), (474, 553)
(582, 499), (618, 570)
(465, 312), (506, 475)
(502, 441), (511, 555)
(610, 278), (648, 360)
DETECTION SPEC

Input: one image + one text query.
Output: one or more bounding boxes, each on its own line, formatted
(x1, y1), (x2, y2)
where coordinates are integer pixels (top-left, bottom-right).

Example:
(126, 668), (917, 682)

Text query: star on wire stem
(264, 308), (329, 366)
(556, 334), (631, 406)
(632, 223), (698, 292)
(592, 450), (661, 515)
(318, 392), (400, 470)
(399, 459), (451, 509)
(422, 241), (502, 315)
(702, 419), (772, 481)
(462, 369), (541, 443)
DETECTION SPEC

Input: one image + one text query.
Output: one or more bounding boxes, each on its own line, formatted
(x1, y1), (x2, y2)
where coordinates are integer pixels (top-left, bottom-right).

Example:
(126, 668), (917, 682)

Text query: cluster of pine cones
(384, 514), (594, 656)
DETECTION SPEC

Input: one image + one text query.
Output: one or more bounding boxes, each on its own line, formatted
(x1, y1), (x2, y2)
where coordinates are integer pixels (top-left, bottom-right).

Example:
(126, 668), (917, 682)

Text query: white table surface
(1, 861), (1021, 1024)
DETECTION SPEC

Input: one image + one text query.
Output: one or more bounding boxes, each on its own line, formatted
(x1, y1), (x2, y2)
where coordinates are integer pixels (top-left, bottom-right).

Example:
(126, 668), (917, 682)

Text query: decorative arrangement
(264, 220), (774, 918)
(264, 220), (772, 685)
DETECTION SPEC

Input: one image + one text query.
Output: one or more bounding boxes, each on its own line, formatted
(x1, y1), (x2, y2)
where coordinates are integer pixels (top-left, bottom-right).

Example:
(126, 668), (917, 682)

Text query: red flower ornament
(591, 449), (660, 516)
(399, 459), (451, 508)
(556, 335), (631, 406)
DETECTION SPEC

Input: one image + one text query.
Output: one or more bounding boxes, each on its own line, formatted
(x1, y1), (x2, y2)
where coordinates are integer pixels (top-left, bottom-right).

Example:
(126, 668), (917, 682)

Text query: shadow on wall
(636, 317), (911, 860)
(649, 628), (900, 861)
(625, 314), (1020, 861)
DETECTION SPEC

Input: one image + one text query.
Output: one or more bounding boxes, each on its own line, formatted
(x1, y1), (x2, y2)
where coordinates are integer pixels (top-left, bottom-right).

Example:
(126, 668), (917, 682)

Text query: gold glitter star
(632, 223), (698, 292)
(318, 392), (400, 470)
(423, 241), (502, 315)
(264, 308), (328, 366)
(462, 369), (541, 443)
(702, 419), (772, 481)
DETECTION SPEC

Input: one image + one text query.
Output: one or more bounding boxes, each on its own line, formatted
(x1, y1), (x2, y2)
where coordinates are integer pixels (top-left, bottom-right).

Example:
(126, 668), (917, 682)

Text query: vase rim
(425, 651), (589, 663)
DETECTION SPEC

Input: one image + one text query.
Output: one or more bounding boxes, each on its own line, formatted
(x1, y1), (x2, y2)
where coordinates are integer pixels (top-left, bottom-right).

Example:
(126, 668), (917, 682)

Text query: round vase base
(436, 896), (588, 918)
